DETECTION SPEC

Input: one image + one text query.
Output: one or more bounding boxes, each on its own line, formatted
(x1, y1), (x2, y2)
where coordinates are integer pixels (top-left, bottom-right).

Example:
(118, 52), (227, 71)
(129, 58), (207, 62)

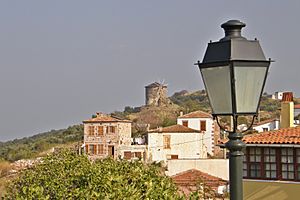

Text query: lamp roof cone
(197, 19), (271, 116)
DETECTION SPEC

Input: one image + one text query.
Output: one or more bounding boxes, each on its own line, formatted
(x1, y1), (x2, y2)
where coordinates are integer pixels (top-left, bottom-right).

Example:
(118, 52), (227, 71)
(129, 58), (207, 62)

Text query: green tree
(4, 150), (181, 199)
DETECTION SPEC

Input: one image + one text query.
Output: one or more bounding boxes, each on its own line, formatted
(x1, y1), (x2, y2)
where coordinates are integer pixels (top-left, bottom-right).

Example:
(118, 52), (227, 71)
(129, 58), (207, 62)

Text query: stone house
(177, 111), (220, 156)
(147, 124), (207, 163)
(83, 112), (132, 159)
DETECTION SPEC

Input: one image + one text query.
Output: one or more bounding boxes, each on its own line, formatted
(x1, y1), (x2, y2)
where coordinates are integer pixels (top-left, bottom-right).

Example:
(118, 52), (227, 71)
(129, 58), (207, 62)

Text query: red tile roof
(244, 126), (300, 144)
(294, 104), (300, 109)
(178, 110), (212, 119)
(148, 124), (200, 133)
(171, 169), (227, 194)
(83, 113), (131, 123)
(219, 126), (300, 145)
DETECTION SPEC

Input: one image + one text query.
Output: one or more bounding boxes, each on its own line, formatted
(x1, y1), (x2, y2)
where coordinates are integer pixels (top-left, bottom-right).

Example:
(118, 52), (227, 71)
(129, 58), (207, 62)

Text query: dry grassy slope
(128, 104), (181, 129)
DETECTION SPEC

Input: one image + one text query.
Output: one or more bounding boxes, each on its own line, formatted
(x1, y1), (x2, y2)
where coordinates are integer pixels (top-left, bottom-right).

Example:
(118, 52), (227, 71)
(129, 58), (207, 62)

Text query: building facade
(242, 126), (300, 182)
(83, 112), (132, 159)
(252, 118), (279, 132)
(177, 111), (220, 156)
(147, 124), (207, 163)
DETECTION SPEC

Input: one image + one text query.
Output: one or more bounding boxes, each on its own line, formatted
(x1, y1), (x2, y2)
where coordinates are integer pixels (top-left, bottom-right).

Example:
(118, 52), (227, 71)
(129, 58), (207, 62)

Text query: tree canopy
(4, 150), (181, 199)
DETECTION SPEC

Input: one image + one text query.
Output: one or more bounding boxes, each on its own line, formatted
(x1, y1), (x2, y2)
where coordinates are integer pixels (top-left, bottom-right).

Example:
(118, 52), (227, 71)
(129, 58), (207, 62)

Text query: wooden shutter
(85, 144), (89, 154)
(182, 121), (188, 127)
(98, 144), (104, 154)
(111, 126), (115, 133)
(89, 126), (94, 136)
(98, 126), (103, 135)
(200, 120), (206, 131)
(93, 144), (97, 155)
(163, 135), (171, 149)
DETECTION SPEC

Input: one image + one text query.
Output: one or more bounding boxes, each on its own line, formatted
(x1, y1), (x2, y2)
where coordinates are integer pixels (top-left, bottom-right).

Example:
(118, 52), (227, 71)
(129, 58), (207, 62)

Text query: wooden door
(108, 145), (115, 158)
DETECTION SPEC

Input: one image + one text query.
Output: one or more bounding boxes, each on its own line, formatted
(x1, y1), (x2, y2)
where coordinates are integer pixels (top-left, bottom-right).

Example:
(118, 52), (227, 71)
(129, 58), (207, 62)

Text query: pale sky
(1, 1), (299, 141)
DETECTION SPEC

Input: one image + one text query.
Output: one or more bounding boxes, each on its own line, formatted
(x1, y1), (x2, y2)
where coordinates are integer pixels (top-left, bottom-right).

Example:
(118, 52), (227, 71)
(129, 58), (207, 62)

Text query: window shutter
(98, 144), (104, 154)
(200, 120), (206, 131)
(163, 135), (171, 149)
(89, 126), (94, 136)
(94, 145), (97, 155)
(182, 121), (188, 127)
(98, 126), (103, 135)
(85, 144), (89, 154)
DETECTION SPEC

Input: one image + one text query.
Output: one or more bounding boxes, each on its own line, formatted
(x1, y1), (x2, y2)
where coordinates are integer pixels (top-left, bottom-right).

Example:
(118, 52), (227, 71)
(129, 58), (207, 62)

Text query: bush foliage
(4, 150), (181, 199)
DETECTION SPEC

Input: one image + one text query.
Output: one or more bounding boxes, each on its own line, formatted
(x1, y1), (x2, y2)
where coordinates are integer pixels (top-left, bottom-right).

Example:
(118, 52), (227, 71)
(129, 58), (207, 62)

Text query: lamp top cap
(220, 20), (246, 41)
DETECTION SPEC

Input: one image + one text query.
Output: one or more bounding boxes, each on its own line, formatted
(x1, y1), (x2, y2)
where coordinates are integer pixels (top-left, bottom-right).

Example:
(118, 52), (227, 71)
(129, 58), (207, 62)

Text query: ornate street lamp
(196, 20), (271, 200)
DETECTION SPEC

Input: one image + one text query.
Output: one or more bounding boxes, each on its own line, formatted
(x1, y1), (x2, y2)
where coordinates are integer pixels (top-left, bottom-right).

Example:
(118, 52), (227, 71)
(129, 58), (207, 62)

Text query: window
(243, 154), (247, 177)
(264, 148), (277, 179)
(182, 121), (188, 127)
(134, 152), (142, 159)
(88, 126), (94, 136)
(281, 148), (294, 180)
(296, 149), (300, 180)
(163, 135), (171, 149)
(263, 128), (269, 132)
(249, 147), (261, 178)
(107, 126), (115, 133)
(97, 126), (104, 136)
(244, 147), (300, 181)
(200, 120), (206, 131)
(89, 144), (95, 155)
(124, 151), (131, 160)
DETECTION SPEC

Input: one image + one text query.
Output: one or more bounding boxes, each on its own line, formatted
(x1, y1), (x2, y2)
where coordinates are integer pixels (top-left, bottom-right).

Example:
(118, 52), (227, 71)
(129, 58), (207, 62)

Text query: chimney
(280, 92), (294, 128)
(158, 126), (163, 133)
(146, 124), (150, 131)
(179, 111), (184, 117)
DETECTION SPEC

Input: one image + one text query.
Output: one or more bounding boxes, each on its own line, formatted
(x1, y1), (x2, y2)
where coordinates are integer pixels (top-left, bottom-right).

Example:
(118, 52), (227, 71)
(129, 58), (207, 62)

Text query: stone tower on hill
(145, 82), (169, 106)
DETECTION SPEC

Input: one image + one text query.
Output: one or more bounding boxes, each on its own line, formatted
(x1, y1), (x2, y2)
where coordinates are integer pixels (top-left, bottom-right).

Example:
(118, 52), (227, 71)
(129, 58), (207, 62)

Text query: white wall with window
(147, 127), (207, 163)
(252, 120), (279, 133)
(177, 116), (215, 156)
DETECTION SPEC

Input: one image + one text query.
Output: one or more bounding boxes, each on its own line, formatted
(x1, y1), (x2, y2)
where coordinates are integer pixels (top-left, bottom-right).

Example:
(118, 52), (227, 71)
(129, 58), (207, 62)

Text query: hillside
(0, 125), (83, 162)
(0, 90), (284, 162)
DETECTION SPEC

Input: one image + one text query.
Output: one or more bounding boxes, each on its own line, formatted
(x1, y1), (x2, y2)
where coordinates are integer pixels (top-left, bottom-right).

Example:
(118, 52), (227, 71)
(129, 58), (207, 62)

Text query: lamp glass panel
(234, 66), (267, 113)
(201, 65), (232, 114)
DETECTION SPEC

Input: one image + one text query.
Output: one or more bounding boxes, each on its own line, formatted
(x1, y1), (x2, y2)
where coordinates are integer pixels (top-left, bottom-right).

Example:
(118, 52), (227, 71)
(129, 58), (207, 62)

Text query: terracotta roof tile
(294, 104), (300, 109)
(178, 110), (212, 119)
(148, 124), (200, 133)
(83, 113), (131, 123)
(172, 169), (228, 191)
(219, 126), (300, 145)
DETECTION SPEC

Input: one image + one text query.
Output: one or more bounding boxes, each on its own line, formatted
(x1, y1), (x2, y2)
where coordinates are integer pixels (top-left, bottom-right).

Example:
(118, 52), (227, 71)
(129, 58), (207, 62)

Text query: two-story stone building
(83, 112), (132, 159)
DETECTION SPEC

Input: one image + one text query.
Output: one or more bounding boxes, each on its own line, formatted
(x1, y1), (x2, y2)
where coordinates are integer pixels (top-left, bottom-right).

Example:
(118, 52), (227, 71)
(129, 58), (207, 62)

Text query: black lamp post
(196, 20), (271, 200)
